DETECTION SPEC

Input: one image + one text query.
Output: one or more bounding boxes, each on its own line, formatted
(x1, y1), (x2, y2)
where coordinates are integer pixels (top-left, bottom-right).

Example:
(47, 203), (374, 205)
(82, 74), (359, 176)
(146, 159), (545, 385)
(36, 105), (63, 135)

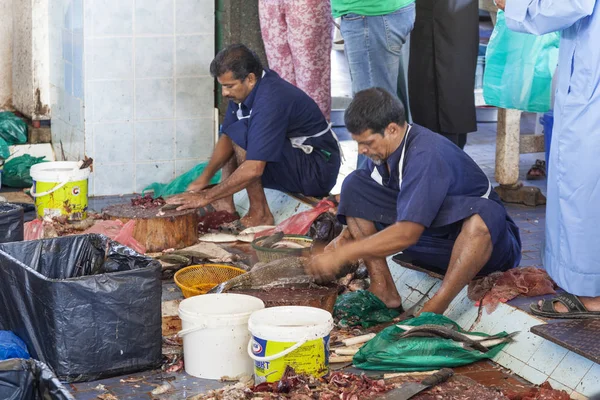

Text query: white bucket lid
(248, 306), (334, 342)
(30, 161), (91, 183)
(178, 294), (265, 328)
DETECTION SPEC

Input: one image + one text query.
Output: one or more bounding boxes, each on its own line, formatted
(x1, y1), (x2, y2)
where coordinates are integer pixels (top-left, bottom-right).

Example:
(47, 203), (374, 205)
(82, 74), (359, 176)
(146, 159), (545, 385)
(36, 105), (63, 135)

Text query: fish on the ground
(271, 240), (309, 249)
(394, 324), (518, 352)
(199, 232), (255, 243)
(258, 231), (285, 248)
(208, 256), (315, 294)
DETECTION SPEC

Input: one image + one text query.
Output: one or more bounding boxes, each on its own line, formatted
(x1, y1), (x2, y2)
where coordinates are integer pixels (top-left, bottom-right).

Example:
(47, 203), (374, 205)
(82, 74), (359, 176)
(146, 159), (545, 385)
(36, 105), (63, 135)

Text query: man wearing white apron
(307, 88), (521, 315)
(167, 44), (341, 228)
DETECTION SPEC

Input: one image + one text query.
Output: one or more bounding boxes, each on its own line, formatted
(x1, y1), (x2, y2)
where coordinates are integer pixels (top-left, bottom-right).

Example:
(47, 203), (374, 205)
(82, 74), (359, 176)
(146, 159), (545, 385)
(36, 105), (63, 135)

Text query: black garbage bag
(0, 234), (162, 382)
(0, 359), (74, 400)
(308, 212), (344, 245)
(0, 203), (24, 243)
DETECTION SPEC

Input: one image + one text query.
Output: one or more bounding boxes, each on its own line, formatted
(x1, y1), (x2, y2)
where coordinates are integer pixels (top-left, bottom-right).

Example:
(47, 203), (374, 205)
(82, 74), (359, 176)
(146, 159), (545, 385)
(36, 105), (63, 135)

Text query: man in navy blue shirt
(307, 88), (521, 315)
(167, 44), (341, 228)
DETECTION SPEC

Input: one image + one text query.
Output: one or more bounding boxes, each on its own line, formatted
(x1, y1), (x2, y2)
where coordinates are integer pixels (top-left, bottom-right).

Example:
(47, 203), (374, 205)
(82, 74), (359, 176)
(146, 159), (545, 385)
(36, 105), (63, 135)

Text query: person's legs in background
(285, 0), (333, 120)
(258, 0), (296, 85)
(341, 5), (415, 167)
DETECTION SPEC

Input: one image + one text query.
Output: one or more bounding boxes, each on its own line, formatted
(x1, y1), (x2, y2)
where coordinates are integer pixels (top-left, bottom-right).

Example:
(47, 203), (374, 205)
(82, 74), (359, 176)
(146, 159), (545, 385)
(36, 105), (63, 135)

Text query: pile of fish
(130, 194), (166, 209)
(192, 367), (393, 400)
(256, 232), (311, 250)
(336, 262), (370, 294)
(394, 324), (518, 353)
(161, 335), (184, 373)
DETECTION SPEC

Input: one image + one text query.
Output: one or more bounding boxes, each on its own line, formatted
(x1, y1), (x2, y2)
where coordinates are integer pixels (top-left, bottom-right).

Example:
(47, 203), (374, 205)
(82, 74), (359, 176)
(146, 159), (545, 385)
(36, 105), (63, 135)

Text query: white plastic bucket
(248, 306), (334, 383)
(30, 161), (91, 220)
(178, 293), (265, 379)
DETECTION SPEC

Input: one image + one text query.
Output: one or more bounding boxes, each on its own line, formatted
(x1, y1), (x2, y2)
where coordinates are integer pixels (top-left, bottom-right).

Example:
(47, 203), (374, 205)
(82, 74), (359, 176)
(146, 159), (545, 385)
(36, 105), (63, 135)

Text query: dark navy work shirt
(365, 124), (496, 228)
(221, 69), (339, 162)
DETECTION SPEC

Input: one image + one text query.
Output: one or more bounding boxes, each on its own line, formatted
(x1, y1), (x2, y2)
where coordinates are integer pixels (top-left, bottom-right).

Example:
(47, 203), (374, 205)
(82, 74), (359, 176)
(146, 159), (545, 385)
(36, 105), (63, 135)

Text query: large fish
(394, 324), (518, 352)
(208, 256), (316, 294)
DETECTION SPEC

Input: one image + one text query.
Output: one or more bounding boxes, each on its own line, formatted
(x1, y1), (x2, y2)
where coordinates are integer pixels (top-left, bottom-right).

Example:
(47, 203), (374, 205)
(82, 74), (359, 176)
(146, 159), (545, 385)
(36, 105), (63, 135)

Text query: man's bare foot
(240, 210), (275, 228)
(419, 296), (448, 315)
(369, 284), (402, 309)
(538, 296), (600, 313)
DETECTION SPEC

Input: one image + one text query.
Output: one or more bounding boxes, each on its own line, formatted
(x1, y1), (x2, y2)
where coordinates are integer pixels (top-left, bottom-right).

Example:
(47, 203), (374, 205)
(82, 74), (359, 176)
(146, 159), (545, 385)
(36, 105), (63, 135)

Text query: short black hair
(344, 88), (407, 135)
(210, 44), (263, 81)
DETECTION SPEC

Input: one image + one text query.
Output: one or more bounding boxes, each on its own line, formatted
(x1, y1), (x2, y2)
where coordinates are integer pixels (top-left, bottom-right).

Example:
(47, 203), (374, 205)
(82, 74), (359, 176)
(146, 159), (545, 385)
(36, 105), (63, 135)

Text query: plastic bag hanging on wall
(483, 11), (559, 113)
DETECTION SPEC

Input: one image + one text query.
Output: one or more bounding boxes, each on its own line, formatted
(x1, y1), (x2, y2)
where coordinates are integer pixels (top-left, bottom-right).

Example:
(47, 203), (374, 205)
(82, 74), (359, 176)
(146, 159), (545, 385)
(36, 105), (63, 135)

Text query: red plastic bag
(468, 267), (556, 313)
(256, 199), (336, 238)
(83, 220), (146, 254)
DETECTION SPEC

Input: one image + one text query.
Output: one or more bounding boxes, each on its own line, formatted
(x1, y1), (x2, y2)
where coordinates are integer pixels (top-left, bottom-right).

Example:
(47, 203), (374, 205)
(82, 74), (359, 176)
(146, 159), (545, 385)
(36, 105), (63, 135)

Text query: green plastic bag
(142, 162), (221, 198)
(0, 112), (27, 145)
(353, 313), (508, 371)
(3, 155), (47, 188)
(483, 10), (559, 113)
(333, 291), (401, 328)
(0, 137), (9, 160)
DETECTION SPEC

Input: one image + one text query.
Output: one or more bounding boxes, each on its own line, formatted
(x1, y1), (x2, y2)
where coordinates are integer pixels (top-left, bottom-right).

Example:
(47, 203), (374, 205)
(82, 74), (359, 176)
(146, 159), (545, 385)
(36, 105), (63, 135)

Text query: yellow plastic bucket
(248, 306), (334, 384)
(30, 161), (91, 221)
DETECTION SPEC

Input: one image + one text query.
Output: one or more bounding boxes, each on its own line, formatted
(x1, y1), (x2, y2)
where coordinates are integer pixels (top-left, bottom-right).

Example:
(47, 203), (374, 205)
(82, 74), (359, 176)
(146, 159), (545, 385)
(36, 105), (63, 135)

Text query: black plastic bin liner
(0, 234), (162, 382)
(0, 203), (24, 243)
(0, 358), (74, 400)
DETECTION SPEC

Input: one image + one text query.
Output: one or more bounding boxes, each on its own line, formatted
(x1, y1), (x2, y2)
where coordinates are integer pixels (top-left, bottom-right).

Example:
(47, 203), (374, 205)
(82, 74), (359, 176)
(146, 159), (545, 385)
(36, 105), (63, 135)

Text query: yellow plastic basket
(174, 264), (246, 298)
(251, 235), (313, 263)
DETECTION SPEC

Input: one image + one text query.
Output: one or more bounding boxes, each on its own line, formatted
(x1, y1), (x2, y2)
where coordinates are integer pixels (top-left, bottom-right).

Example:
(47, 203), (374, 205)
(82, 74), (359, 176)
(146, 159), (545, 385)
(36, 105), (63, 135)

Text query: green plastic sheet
(333, 291), (401, 328)
(3, 155), (47, 188)
(353, 313), (508, 372)
(0, 137), (9, 160)
(483, 10), (559, 113)
(142, 162), (221, 198)
(0, 112), (27, 146)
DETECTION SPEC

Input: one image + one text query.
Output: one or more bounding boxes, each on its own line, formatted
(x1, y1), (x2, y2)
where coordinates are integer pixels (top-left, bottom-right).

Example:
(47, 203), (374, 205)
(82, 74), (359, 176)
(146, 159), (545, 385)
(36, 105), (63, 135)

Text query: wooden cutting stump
(103, 204), (198, 252)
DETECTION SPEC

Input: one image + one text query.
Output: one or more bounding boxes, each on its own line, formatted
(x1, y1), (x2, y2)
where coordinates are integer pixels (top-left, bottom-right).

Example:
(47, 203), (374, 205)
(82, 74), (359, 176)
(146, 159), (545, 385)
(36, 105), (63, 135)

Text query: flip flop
(530, 293), (600, 319)
(526, 159), (546, 180)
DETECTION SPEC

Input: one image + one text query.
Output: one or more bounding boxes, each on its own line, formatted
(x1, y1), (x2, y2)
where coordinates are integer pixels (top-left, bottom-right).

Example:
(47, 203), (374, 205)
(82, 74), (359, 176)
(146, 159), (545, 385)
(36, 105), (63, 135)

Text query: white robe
(505, 1), (600, 296)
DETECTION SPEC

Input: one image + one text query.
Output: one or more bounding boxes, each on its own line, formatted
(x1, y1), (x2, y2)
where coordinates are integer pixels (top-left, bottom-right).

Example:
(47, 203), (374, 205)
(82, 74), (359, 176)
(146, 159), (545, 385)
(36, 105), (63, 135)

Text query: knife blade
(394, 282), (437, 323)
(378, 368), (454, 400)
(159, 203), (181, 212)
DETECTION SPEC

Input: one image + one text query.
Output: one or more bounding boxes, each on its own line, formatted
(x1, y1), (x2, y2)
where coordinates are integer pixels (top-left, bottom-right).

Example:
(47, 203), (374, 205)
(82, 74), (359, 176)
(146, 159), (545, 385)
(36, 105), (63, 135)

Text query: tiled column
(47, 0), (216, 196)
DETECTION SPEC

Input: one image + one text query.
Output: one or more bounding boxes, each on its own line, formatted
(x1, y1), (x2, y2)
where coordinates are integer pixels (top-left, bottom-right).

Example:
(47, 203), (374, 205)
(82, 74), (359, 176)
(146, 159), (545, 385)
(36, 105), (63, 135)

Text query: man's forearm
(203, 161), (265, 203)
(195, 135), (235, 186)
(338, 222), (424, 264)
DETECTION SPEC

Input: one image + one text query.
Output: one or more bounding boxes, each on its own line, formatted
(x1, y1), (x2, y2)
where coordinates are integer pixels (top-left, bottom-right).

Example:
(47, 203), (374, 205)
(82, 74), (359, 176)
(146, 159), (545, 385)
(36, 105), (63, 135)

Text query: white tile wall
(135, 120), (175, 161)
(135, 79), (175, 120)
(176, 35), (214, 76)
(49, 0), (215, 196)
(175, 118), (214, 159)
(135, 0), (174, 35)
(135, 38), (174, 78)
(93, 123), (135, 164)
(135, 161), (175, 193)
(175, 77), (214, 118)
(94, 164), (135, 195)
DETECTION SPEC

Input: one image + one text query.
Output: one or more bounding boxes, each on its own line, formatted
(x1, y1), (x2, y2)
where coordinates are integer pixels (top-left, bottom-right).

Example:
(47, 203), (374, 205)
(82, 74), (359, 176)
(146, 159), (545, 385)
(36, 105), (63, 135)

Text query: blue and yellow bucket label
(251, 335), (330, 383)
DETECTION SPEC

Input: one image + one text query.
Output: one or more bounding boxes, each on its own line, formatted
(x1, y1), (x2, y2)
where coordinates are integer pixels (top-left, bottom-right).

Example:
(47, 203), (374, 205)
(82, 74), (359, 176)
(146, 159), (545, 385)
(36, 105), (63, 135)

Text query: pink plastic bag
(83, 220), (146, 254)
(256, 199), (336, 238)
(24, 219), (44, 241)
